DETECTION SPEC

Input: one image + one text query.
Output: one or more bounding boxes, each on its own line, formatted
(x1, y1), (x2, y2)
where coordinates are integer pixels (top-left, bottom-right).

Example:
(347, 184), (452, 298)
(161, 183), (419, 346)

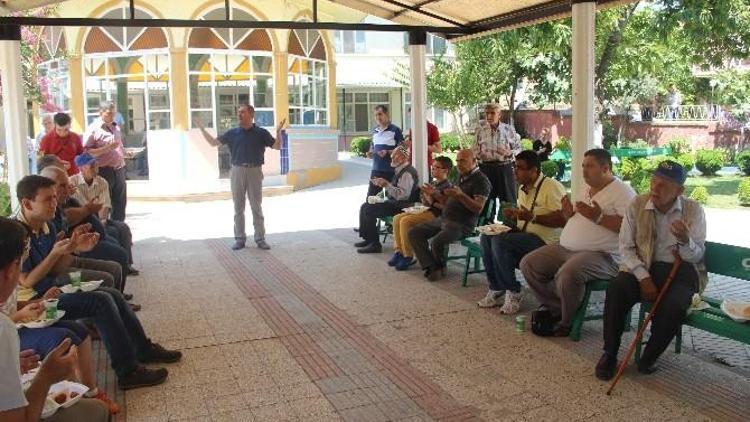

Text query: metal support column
(571, 1), (596, 199)
(408, 31), (429, 182)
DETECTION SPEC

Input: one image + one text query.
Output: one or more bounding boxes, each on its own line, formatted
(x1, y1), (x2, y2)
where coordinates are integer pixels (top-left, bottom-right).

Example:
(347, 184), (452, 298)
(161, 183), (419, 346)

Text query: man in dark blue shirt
(197, 104), (284, 250)
(367, 105), (404, 197)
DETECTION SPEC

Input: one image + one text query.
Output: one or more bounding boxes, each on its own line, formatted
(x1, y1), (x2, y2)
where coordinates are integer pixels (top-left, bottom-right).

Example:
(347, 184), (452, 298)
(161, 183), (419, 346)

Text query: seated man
(13, 175), (180, 390)
(37, 154), (71, 173)
(40, 166), (133, 299)
(596, 161), (706, 380)
(356, 145), (420, 253)
(69, 153), (139, 276)
(388, 156), (452, 271)
(408, 149), (491, 281)
(477, 150), (566, 314)
(520, 149), (636, 337)
(0, 216), (109, 422)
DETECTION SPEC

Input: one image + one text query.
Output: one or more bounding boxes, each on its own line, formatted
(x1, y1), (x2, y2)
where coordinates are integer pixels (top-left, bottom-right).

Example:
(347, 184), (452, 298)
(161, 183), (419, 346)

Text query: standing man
(39, 113), (84, 176)
(403, 107), (442, 168)
(367, 105), (404, 197)
(83, 102), (127, 222)
(196, 104), (283, 250)
(473, 103), (521, 223)
(596, 161), (706, 380)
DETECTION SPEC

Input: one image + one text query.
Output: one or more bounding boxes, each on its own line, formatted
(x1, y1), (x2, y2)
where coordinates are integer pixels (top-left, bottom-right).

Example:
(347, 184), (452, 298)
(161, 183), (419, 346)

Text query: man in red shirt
(39, 112), (84, 176)
(405, 108), (442, 168)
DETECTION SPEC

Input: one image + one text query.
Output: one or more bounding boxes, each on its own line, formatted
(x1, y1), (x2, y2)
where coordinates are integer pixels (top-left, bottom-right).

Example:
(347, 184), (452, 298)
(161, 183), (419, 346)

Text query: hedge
(736, 149), (750, 176)
(689, 186), (709, 205)
(739, 178), (750, 206)
(541, 160), (558, 178)
(0, 182), (10, 217)
(695, 149), (726, 176)
(350, 136), (372, 157)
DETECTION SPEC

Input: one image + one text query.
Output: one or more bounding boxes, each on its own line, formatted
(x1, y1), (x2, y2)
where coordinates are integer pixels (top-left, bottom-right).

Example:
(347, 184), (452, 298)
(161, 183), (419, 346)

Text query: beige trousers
(393, 211), (436, 258)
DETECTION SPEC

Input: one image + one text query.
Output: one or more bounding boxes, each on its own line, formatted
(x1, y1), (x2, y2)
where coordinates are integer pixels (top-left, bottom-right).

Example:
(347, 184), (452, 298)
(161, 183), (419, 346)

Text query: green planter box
(608, 147), (671, 159)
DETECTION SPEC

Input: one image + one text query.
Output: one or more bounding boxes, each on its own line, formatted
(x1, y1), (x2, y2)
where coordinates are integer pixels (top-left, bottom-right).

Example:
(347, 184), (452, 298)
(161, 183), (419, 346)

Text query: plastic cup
(44, 299), (58, 320)
(515, 315), (526, 332)
(70, 271), (82, 287)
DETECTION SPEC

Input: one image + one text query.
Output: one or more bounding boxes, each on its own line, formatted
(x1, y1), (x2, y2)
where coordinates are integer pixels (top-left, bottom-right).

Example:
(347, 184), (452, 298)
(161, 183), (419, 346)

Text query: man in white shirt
(596, 161), (706, 380)
(520, 149), (636, 337)
(0, 217), (108, 422)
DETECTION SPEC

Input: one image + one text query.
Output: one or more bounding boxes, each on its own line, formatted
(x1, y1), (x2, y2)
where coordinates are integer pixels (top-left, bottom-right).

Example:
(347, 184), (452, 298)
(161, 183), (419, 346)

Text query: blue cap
(74, 153), (97, 168)
(653, 160), (686, 186)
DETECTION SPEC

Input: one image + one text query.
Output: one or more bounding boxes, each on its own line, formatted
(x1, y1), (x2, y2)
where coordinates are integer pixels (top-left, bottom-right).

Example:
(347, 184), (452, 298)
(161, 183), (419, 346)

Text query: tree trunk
(595, 2), (639, 104)
(507, 80), (517, 128)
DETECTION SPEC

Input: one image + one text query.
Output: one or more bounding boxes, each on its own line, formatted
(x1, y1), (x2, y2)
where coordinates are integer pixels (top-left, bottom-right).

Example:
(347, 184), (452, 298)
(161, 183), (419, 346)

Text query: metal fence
(654, 104), (721, 121)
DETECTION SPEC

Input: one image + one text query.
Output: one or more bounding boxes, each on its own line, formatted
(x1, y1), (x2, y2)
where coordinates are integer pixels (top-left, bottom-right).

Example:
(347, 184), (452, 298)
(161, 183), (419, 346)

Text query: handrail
(653, 104), (720, 121)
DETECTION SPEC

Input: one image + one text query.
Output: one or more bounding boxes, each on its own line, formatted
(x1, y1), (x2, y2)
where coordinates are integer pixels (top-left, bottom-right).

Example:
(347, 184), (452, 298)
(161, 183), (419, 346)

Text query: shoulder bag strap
(520, 176), (546, 232)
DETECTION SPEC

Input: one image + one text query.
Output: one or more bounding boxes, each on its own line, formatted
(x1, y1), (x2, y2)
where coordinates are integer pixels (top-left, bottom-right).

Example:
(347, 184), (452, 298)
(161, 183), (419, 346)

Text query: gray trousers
(66, 256), (123, 291)
(45, 398), (108, 422)
(520, 244), (618, 326)
(408, 217), (473, 271)
(230, 165), (265, 243)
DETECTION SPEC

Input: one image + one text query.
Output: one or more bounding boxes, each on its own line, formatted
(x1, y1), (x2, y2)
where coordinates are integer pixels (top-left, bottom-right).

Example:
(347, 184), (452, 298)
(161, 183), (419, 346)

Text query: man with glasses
(39, 113), (84, 176)
(388, 156), (453, 271)
(477, 151), (566, 314)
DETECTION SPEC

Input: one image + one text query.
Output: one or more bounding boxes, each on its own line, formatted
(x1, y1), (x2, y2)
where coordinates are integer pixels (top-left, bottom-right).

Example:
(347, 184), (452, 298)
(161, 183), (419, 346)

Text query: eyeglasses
(431, 165), (447, 171)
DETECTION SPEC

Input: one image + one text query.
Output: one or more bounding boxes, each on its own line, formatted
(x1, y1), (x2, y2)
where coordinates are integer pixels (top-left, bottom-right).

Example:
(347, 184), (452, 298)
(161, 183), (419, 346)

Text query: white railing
(653, 104), (720, 121)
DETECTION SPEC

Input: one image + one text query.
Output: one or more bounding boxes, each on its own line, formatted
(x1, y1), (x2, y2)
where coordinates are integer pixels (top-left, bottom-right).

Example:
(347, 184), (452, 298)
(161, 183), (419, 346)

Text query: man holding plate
(477, 150), (566, 314)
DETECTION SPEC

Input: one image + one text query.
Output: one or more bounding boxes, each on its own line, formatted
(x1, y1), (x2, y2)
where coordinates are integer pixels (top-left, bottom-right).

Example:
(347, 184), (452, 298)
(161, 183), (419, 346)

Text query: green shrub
(0, 182), (10, 218)
(619, 158), (640, 181)
(440, 133), (472, 152)
(602, 119), (617, 149)
(521, 138), (534, 151)
(622, 138), (649, 149)
(739, 178), (750, 206)
(689, 186), (709, 205)
(674, 153), (696, 173)
(667, 137), (691, 156)
(736, 149), (750, 176)
(541, 160), (558, 178)
(349, 136), (371, 157)
(695, 149), (726, 176)
(556, 136), (571, 152)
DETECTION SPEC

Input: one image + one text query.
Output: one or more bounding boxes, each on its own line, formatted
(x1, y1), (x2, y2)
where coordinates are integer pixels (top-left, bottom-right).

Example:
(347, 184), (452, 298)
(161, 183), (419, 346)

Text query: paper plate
(477, 224), (513, 236)
(17, 310), (66, 329)
(720, 300), (750, 323)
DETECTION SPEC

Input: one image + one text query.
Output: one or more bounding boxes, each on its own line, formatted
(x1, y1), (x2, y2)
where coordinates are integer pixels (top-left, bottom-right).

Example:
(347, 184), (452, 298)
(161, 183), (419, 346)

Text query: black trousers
(99, 166), (128, 222)
(367, 170), (395, 197)
(479, 162), (517, 222)
(603, 262), (698, 365)
(358, 202), (402, 244)
(106, 220), (133, 265)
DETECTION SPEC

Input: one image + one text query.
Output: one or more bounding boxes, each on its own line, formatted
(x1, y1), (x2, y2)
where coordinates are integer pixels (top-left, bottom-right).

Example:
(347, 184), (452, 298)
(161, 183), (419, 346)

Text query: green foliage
(349, 136), (371, 158)
(695, 149), (726, 176)
(541, 160), (558, 178)
(440, 133), (472, 152)
(689, 186), (709, 205)
(667, 138), (692, 155)
(619, 157), (639, 180)
(602, 119), (618, 149)
(521, 139), (534, 151)
(739, 178), (750, 206)
(736, 150), (750, 176)
(674, 153), (696, 173)
(621, 139), (649, 149)
(0, 182), (10, 218)
(555, 136), (571, 152)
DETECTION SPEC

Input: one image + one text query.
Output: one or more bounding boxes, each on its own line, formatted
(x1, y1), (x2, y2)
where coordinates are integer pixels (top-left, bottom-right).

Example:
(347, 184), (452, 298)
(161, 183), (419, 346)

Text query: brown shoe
(129, 303), (142, 312)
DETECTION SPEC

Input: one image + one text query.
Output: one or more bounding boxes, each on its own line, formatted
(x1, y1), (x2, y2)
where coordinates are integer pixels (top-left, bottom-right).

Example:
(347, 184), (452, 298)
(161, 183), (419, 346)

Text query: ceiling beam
(392, 0), (443, 18)
(378, 0), (468, 28)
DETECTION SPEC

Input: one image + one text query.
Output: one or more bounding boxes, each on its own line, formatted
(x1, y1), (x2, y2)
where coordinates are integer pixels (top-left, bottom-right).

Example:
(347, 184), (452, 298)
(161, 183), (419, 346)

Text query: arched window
(187, 7), (275, 132)
(38, 27), (69, 112)
(83, 6), (170, 141)
(287, 27), (328, 125)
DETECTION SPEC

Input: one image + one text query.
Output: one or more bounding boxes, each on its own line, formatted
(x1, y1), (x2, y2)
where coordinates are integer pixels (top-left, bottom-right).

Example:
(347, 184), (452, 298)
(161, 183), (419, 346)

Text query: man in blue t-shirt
(197, 104), (284, 251)
(366, 105), (404, 197)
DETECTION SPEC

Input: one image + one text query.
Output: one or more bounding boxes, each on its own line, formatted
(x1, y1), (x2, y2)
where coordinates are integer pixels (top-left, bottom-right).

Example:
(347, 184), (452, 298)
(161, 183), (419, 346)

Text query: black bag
(531, 308), (556, 337)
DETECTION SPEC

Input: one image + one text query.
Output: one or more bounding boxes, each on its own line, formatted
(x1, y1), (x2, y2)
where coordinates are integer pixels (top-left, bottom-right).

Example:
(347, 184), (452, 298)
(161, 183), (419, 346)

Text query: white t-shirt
(0, 312), (28, 412)
(559, 178), (636, 258)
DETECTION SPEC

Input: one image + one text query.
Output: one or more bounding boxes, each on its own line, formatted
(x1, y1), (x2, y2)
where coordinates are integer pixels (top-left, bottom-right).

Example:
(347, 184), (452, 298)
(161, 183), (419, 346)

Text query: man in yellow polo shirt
(477, 150), (566, 314)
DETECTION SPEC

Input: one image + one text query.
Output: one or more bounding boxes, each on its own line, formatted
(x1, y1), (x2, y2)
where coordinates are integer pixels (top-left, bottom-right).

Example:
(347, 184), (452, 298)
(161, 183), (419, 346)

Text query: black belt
(233, 163), (261, 168)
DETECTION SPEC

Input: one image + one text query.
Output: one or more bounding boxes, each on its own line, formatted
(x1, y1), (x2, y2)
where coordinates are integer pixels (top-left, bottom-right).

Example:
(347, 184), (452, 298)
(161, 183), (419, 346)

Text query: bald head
(455, 149), (477, 175)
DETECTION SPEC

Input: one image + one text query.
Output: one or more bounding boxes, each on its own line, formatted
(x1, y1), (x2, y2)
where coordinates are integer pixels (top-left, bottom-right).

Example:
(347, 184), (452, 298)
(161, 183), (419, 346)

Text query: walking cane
(606, 251), (683, 395)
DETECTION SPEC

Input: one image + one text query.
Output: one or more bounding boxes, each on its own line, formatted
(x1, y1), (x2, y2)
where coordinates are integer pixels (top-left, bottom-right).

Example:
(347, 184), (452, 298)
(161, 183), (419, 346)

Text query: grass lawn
(684, 174), (747, 209)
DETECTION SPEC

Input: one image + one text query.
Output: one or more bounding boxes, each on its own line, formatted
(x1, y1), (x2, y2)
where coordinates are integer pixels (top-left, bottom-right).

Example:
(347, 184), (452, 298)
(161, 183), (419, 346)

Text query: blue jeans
(79, 237), (129, 291)
(19, 320), (89, 357)
(57, 287), (148, 377)
(480, 232), (545, 293)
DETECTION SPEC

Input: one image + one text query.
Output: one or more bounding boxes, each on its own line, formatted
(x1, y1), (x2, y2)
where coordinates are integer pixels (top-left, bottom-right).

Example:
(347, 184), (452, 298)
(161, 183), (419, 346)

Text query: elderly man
(30, 114), (54, 173)
(520, 149), (636, 337)
(0, 217), (110, 422)
(39, 113), (84, 177)
(472, 103), (521, 223)
(596, 161), (706, 380)
(356, 145), (419, 254)
(367, 105), (405, 197)
(477, 150), (566, 314)
(84, 102), (127, 222)
(409, 149), (491, 281)
(197, 104), (283, 250)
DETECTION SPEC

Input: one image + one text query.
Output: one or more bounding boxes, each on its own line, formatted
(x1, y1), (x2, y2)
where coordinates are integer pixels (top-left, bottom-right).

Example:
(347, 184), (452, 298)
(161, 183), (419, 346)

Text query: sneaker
(477, 290), (504, 308)
(256, 240), (271, 250)
(140, 342), (182, 364)
(395, 256), (416, 271)
(118, 366), (168, 390)
(91, 390), (121, 414)
(388, 252), (403, 267)
(499, 291), (523, 315)
(231, 240), (245, 250)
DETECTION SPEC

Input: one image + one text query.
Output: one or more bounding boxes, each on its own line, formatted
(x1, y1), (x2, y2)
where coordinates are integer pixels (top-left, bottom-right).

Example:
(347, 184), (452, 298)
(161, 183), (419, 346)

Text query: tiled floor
(116, 228), (749, 422)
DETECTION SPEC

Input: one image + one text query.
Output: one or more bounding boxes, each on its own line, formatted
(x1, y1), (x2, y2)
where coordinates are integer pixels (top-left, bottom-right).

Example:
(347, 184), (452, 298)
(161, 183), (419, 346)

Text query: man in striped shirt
(69, 153), (138, 276)
(367, 105), (404, 197)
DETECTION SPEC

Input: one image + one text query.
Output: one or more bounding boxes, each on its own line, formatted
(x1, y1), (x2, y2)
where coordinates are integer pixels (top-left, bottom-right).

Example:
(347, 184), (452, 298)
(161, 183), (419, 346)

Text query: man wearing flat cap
(596, 160), (707, 380)
(355, 145), (420, 254)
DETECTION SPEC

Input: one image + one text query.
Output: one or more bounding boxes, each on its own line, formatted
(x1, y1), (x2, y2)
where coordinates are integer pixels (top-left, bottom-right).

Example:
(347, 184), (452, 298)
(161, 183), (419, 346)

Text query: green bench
(635, 241), (750, 362)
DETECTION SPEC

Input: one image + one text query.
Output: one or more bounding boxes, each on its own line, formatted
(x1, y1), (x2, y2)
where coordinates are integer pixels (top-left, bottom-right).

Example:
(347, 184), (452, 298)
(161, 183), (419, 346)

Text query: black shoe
(595, 353), (618, 381)
(637, 361), (659, 375)
(354, 240), (370, 248)
(353, 227), (359, 233)
(118, 366), (168, 390)
(140, 342), (182, 364)
(129, 303), (142, 312)
(123, 293), (133, 301)
(552, 322), (571, 337)
(426, 267), (445, 282)
(357, 243), (382, 253)
(256, 240), (271, 250)
(231, 240), (246, 250)
(127, 267), (140, 276)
